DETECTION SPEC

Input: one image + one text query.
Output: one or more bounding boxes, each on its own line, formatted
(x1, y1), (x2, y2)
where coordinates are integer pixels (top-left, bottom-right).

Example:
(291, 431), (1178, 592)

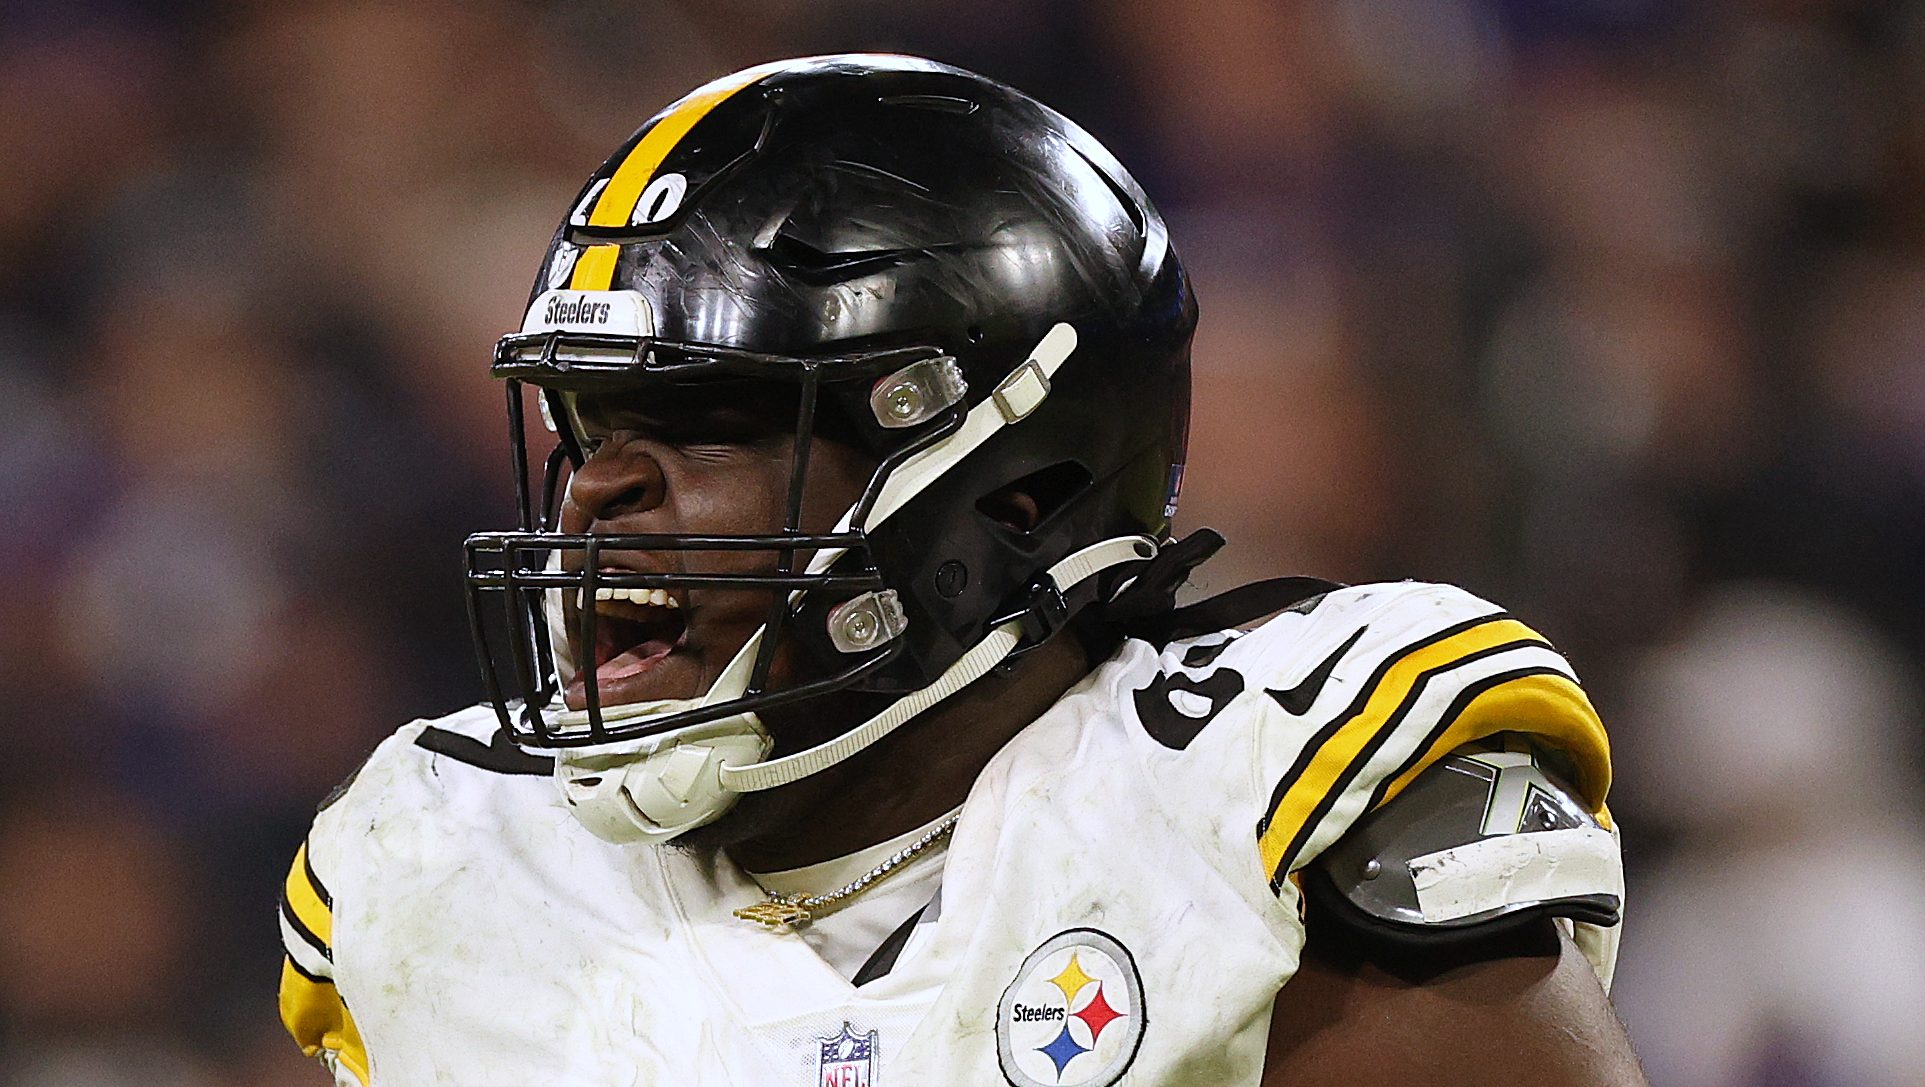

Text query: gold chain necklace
(733, 814), (959, 930)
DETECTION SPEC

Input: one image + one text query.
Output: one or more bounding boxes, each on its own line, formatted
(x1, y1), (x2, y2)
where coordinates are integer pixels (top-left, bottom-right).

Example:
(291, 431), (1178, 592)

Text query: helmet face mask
(466, 357), (953, 752)
(465, 55), (1197, 785)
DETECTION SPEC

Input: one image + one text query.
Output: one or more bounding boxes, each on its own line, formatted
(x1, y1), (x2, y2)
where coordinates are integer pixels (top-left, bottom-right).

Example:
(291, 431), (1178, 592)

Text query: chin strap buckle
(991, 575), (1072, 654)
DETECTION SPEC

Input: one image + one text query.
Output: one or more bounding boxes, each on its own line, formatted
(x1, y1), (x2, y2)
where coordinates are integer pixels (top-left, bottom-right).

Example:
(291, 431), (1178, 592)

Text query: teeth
(578, 587), (679, 609)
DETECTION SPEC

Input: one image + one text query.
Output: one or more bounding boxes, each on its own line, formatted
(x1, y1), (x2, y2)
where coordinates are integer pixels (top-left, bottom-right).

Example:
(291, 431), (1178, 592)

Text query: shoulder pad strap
(1149, 576), (1343, 643)
(1305, 743), (1621, 948)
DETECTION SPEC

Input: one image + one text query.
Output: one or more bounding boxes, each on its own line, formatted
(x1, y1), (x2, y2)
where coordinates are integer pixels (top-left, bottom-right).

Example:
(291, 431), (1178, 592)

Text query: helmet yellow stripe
(569, 244), (620, 291)
(569, 66), (774, 291)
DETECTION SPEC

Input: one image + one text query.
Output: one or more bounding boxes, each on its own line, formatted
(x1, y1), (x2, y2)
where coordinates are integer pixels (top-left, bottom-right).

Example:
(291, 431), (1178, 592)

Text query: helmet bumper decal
(521, 288), (656, 338)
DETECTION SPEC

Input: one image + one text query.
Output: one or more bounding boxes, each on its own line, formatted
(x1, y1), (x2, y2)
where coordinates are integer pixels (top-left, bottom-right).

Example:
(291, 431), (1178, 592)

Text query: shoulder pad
(1304, 742), (1621, 948)
(303, 705), (552, 889)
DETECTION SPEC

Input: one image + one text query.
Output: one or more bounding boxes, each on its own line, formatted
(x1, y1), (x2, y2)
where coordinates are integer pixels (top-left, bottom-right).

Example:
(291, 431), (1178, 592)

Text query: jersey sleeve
(1244, 583), (1611, 891)
(279, 775), (374, 1086)
(270, 704), (566, 1086)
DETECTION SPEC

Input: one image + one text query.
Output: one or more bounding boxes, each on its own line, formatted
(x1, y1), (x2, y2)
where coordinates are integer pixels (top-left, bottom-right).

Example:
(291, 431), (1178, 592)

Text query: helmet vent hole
(976, 460), (1093, 537)
(760, 232), (915, 287)
(1070, 145), (1146, 237)
(877, 93), (980, 115)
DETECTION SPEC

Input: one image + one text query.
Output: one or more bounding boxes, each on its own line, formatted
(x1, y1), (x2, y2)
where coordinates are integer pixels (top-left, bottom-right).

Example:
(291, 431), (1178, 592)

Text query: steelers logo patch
(996, 929), (1146, 1087)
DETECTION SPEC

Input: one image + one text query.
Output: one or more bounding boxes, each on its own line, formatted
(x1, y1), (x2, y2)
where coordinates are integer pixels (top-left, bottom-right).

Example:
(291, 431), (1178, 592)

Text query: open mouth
(562, 579), (690, 707)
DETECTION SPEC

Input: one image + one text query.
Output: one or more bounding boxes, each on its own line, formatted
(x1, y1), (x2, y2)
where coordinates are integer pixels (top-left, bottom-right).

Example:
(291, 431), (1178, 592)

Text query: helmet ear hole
(975, 460), (1094, 537)
(977, 490), (1041, 535)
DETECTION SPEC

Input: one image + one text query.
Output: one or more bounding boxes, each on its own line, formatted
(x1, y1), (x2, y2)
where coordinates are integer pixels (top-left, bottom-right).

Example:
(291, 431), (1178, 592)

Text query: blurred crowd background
(1, 1), (1922, 1085)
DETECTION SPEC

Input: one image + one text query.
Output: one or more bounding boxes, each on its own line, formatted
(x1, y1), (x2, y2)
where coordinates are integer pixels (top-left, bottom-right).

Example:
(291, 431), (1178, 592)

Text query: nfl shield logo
(817, 1022), (878, 1087)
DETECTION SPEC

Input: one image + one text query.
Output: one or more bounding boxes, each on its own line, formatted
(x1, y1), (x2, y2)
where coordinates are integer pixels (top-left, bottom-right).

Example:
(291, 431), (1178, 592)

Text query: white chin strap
(552, 535), (1152, 844)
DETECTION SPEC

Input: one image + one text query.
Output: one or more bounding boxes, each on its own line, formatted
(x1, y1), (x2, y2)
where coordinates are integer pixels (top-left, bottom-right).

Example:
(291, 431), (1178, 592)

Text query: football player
(279, 55), (1644, 1086)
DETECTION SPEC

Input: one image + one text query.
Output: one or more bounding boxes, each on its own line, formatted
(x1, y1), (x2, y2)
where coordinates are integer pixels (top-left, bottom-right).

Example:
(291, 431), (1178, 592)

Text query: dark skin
(1267, 926), (1648, 1086)
(560, 386), (1648, 1084)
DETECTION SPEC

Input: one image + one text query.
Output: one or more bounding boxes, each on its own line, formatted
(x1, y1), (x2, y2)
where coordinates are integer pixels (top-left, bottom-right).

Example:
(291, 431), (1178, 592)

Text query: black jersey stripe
(1359, 665), (1582, 819)
(1256, 612), (1516, 838)
(302, 844), (332, 910)
(280, 894), (333, 963)
(1262, 641), (1554, 891)
(284, 951), (332, 986)
(852, 902), (932, 987)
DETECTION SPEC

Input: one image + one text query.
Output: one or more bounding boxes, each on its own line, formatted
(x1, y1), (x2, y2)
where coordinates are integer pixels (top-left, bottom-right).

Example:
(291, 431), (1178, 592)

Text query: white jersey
(280, 581), (1615, 1087)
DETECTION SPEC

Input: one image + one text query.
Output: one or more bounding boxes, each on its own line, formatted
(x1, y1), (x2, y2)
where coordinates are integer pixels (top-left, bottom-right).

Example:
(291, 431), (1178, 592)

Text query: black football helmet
(466, 55), (1195, 785)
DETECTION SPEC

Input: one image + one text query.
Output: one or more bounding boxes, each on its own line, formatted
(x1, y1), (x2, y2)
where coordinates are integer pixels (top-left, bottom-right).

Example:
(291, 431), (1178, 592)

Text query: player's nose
(559, 442), (668, 531)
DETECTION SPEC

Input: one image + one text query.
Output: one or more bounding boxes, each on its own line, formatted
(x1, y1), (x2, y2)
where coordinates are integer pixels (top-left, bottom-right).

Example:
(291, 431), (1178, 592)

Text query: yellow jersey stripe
(280, 957), (370, 1086)
(568, 67), (771, 291)
(1373, 668), (1611, 814)
(281, 896), (330, 966)
(284, 842), (333, 950)
(1257, 615), (1547, 880)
